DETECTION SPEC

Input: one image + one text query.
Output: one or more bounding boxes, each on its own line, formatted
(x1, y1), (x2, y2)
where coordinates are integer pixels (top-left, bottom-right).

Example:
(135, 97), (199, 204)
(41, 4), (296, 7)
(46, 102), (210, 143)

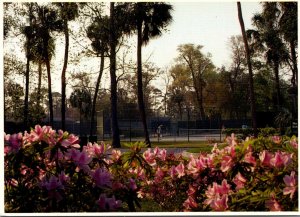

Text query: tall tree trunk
(137, 20), (151, 147)
(273, 61), (281, 109)
(90, 53), (105, 137)
(37, 61), (42, 104)
(61, 19), (69, 131)
(290, 40), (297, 87)
(23, 4), (33, 131)
(109, 2), (121, 148)
(24, 50), (30, 130)
(237, 2), (257, 136)
(45, 46), (54, 127)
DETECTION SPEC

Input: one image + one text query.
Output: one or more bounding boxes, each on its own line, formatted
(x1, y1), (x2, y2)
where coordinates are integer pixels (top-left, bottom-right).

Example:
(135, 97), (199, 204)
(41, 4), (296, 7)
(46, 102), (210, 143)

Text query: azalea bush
(4, 125), (298, 212)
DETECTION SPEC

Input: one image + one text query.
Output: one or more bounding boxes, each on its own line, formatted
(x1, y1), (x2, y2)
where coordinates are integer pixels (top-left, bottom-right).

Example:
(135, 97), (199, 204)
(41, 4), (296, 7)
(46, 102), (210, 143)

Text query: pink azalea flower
(187, 184), (197, 196)
(154, 167), (165, 183)
(6, 133), (23, 153)
(244, 151), (256, 166)
(158, 148), (167, 161)
(226, 133), (237, 146)
(111, 149), (122, 161)
(61, 134), (80, 149)
(233, 172), (247, 190)
(175, 162), (185, 178)
(290, 138), (298, 149)
(210, 194), (229, 211)
(72, 151), (92, 173)
(283, 171), (296, 199)
(169, 165), (177, 179)
(58, 171), (70, 185)
(143, 149), (156, 166)
(183, 196), (198, 210)
(221, 155), (234, 172)
(265, 195), (282, 211)
(270, 151), (292, 168)
(259, 150), (273, 167)
(272, 135), (281, 144)
(92, 168), (112, 188)
(129, 178), (137, 191)
(40, 175), (64, 191)
(97, 194), (121, 211)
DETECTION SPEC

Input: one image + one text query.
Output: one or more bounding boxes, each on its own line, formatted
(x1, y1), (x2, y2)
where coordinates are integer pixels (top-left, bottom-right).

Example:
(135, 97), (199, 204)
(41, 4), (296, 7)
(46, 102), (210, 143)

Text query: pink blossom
(269, 151), (292, 168)
(183, 196), (198, 210)
(154, 167), (165, 183)
(259, 150), (273, 167)
(61, 134), (80, 149)
(6, 133), (23, 153)
(128, 167), (145, 180)
(175, 162), (185, 178)
(221, 155), (234, 172)
(129, 178), (137, 191)
(210, 194), (228, 211)
(58, 171), (70, 185)
(290, 138), (298, 149)
(97, 194), (122, 211)
(111, 149), (122, 161)
(187, 184), (197, 196)
(265, 195), (282, 211)
(244, 151), (256, 166)
(283, 171), (296, 199)
(226, 133), (237, 146)
(143, 149), (156, 166)
(272, 135), (281, 144)
(233, 172), (247, 190)
(158, 148), (167, 161)
(169, 165), (177, 179)
(205, 179), (231, 200)
(73, 151), (92, 173)
(92, 168), (112, 188)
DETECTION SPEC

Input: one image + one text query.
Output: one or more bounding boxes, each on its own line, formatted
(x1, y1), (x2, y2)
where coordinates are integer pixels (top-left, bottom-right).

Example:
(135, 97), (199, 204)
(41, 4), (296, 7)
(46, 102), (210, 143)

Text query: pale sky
(2, 1), (263, 94)
(142, 2), (262, 69)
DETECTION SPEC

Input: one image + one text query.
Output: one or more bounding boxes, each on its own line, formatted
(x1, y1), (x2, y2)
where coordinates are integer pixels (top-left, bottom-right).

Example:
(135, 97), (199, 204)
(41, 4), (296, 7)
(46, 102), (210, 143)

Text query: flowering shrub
(4, 125), (298, 212)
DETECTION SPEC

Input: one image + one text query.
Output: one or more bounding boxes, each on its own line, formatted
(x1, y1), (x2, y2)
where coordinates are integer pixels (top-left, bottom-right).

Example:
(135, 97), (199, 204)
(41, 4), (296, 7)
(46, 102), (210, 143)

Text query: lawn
(102, 140), (226, 153)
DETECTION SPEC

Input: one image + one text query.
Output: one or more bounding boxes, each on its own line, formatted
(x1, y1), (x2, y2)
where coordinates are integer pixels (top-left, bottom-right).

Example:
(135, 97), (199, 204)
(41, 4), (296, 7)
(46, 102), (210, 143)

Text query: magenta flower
(129, 178), (138, 191)
(61, 134), (80, 149)
(244, 151), (256, 166)
(92, 168), (112, 188)
(183, 196), (198, 210)
(272, 135), (281, 144)
(210, 194), (228, 211)
(58, 171), (70, 185)
(265, 195), (282, 211)
(175, 162), (185, 178)
(143, 149), (156, 166)
(111, 149), (122, 161)
(232, 172), (247, 190)
(290, 138), (298, 149)
(42, 175), (64, 191)
(154, 167), (165, 183)
(71, 151), (92, 174)
(97, 194), (122, 211)
(259, 150), (273, 167)
(221, 155), (234, 172)
(283, 171), (296, 199)
(5, 133), (23, 154)
(169, 165), (177, 179)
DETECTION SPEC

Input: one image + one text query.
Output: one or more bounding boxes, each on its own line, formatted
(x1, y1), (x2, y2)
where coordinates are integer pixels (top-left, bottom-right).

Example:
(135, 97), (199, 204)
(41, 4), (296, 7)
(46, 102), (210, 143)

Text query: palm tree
(55, 3), (79, 131)
(128, 2), (173, 146)
(237, 2), (257, 136)
(86, 16), (110, 140)
(22, 3), (35, 130)
(109, 2), (121, 148)
(35, 5), (63, 126)
(248, 2), (289, 109)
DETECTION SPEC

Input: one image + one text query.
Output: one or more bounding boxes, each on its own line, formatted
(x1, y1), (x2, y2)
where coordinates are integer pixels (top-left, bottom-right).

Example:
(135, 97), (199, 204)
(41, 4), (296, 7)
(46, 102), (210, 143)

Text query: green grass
(101, 140), (227, 154)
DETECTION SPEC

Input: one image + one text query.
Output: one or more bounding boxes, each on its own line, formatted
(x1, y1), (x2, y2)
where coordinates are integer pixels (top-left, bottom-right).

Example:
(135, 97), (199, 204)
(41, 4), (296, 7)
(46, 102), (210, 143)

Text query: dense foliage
(4, 125), (298, 212)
